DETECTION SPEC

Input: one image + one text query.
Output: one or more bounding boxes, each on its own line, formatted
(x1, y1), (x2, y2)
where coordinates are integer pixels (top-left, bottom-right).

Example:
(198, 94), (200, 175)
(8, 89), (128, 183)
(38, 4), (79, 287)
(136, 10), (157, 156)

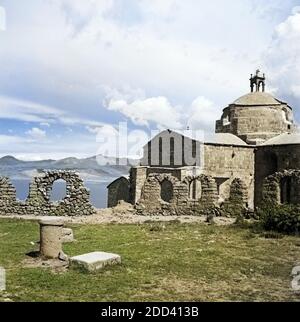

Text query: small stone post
(39, 217), (64, 259)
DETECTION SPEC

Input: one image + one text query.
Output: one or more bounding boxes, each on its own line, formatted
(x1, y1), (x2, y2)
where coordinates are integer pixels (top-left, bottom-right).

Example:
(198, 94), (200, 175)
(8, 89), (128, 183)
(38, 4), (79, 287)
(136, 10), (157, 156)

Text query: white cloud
(0, 6), (6, 31)
(264, 9), (300, 99)
(0, 134), (29, 145)
(40, 122), (50, 127)
(138, 0), (179, 17)
(105, 90), (222, 133)
(292, 6), (300, 15)
(107, 96), (182, 129)
(0, 95), (105, 127)
(94, 123), (150, 160)
(0, 132), (100, 160)
(26, 127), (46, 140)
(0, 95), (62, 123)
(187, 96), (221, 131)
(0, 1), (299, 158)
(0, 0), (288, 122)
(56, 0), (114, 18)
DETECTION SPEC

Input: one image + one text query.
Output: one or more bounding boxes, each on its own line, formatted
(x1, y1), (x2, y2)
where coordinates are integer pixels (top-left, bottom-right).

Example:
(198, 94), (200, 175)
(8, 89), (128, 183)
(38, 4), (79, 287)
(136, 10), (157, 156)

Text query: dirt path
(0, 207), (235, 226)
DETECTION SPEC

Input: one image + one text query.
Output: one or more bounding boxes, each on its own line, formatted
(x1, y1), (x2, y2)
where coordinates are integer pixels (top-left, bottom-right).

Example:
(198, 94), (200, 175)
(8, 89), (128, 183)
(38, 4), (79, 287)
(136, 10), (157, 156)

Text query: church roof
(232, 92), (284, 106)
(262, 133), (300, 146)
(147, 130), (248, 146)
(204, 133), (248, 146)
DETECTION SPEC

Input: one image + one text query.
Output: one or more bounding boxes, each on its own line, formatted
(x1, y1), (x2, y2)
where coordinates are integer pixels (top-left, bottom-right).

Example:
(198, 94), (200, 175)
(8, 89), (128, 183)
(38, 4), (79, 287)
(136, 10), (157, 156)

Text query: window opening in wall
(50, 179), (67, 202)
(160, 179), (173, 203)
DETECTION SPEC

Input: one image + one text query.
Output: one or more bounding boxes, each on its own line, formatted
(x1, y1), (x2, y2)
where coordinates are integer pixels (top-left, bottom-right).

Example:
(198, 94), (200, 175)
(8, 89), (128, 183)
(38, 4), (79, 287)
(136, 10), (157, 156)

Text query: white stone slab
(70, 252), (121, 272)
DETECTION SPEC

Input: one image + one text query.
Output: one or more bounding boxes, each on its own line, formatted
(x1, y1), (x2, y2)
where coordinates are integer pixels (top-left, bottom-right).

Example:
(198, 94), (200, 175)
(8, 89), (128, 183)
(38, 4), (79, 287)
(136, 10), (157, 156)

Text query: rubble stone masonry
(0, 171), (95, 216)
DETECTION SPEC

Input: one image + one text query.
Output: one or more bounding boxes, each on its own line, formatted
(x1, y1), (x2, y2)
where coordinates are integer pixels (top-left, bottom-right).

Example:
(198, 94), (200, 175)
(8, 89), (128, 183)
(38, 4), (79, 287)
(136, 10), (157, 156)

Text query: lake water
(11, 179), (109, 209)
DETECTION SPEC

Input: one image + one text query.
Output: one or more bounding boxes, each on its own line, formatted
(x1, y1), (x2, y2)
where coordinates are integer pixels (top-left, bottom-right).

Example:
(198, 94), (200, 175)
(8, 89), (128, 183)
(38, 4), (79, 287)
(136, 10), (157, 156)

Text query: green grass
(0, 218), (300, 302)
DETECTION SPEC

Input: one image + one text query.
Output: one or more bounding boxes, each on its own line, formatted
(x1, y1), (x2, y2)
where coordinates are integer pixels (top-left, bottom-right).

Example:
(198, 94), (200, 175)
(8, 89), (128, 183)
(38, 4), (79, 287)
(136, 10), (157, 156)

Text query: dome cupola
(216, 71), (296, 145)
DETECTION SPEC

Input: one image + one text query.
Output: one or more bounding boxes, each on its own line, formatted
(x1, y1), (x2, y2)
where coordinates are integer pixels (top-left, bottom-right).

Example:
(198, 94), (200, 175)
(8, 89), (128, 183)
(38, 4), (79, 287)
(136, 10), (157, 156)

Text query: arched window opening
(11, 179), (30, 201)
(160, 179), (173, 203)
(50, 179), (67, 202)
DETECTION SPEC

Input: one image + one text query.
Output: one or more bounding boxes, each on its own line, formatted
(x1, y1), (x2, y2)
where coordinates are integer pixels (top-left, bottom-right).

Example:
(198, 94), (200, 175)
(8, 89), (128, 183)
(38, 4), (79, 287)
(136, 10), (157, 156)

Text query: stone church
(108, 71), (300, 216)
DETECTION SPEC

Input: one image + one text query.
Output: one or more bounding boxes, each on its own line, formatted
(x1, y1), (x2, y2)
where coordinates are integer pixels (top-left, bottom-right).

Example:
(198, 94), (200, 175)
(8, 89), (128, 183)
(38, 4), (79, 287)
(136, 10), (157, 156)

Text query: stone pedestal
(39, 217), (64, 259)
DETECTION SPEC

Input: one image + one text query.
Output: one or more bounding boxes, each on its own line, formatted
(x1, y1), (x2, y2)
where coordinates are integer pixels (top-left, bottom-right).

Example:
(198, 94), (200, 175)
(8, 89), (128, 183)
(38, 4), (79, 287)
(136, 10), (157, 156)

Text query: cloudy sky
(0, 0), (300, 160)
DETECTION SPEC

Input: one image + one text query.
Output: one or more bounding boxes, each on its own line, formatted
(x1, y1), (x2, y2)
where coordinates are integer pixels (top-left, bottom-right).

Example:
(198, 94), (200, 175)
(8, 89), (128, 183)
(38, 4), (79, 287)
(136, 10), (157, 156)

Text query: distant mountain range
(0, 155), (138, 181)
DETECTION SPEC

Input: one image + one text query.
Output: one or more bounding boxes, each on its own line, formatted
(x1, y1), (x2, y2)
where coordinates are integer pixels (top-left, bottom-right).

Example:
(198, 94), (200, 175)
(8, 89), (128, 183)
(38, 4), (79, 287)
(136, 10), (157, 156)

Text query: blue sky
(0, 0), (300, 160)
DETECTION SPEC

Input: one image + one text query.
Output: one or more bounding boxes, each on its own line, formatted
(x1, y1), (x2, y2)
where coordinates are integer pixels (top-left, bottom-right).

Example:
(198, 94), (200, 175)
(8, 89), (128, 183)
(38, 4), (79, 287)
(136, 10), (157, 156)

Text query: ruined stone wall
(0, 171), (95, 216)
(262, 170), (300, 205)
(127, 143), (255, 215)
(129, 166), (183, 205)
(220, 178), (248, 217)
(135, 173), (219, 216)
(255, 144), (300, 206)
(203, 144), (255, 208)
(135, 172), (250, 217)
(0, 177), (19, 214)
(0, 177), (16, 205)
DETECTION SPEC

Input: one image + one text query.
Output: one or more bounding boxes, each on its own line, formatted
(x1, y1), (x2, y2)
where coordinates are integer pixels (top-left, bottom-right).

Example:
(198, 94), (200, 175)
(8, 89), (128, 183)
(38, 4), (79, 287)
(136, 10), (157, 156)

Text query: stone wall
(135, 173), (219, 216)
(220, 178), (248, 217)
(255, 144), (300, 206)
(216, 102), (295, 144)
(129, 167), (148, 204)
(262, 170), (300, 205)
(0, 177), (17, 205)
(111, 169), (250, 217)
(203, 144), (255, 208)
(129, 166), (183, 205)
(0, 171), (95, 216)
(123, 142), (255, 216)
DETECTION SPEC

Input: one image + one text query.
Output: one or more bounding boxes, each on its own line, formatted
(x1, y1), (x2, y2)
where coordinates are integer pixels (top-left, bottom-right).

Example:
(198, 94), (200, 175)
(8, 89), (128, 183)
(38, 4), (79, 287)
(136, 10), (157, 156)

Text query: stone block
(70, 252), (121, 272)
(62, 228), (74, 243)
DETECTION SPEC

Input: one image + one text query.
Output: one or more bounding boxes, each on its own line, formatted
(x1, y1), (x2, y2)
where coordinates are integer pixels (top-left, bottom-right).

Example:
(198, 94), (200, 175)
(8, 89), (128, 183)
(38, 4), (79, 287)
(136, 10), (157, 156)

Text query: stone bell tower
(250, 69), (265, 92)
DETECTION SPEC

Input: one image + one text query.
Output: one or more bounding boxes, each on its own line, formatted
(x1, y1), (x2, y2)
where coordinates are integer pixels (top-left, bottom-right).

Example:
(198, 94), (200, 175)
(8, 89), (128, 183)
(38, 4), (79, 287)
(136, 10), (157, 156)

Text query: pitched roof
(262, 133), (300, 146)
(145, 130), (248, 146)
(204, 133), (248, 145)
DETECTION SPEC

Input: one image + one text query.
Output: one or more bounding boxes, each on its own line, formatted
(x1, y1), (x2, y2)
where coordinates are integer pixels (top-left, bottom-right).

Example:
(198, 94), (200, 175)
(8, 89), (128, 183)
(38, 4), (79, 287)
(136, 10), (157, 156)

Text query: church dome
(233, 92), (283, 106)
(215, 70), (296, 145)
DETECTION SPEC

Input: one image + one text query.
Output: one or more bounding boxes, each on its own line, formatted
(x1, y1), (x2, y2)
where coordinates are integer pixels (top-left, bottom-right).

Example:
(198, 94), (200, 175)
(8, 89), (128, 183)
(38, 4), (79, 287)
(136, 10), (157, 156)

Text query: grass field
(0, 218), (300, 302)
